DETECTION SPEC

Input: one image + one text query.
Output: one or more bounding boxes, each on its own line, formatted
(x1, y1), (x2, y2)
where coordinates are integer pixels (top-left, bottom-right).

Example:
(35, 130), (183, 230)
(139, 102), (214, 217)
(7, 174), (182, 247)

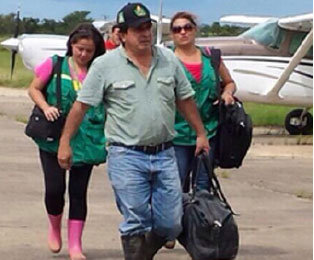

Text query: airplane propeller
(10, 9), (20, 79)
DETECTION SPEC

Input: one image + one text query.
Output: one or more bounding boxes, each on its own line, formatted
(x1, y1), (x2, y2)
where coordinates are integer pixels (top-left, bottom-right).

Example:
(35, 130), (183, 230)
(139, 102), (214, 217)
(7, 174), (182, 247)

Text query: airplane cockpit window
(242, 19), (284, 49)
(289, 32), (313, 59)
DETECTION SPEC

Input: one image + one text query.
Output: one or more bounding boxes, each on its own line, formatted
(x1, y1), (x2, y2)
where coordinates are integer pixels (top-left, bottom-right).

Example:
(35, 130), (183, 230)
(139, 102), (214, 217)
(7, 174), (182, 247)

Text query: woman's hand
(221, 90), (235, 105)
(28, 76), (60, 121)
(44, 106), (60, 121)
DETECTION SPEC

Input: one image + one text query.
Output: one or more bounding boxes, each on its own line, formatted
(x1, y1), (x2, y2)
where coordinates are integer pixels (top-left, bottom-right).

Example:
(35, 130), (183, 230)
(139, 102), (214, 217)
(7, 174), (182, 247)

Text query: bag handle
(191, 153), (216, 198)
(192, 153), (237, 215)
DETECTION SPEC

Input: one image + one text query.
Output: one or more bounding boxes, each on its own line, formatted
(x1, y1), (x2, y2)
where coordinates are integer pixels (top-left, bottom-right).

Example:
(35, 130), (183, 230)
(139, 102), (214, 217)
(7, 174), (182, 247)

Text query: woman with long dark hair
(28, 23), (106, 260)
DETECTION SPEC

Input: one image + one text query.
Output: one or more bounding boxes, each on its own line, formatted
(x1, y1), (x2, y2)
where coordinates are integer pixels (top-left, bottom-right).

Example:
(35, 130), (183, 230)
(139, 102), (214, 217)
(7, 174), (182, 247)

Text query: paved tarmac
(0, 87), (312, 260)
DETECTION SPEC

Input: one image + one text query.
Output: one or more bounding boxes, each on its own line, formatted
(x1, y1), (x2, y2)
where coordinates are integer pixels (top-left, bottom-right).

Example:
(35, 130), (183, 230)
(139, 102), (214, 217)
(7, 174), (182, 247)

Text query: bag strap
(42, 56), (64, 112)
(192, 153), (237, 215)
(54, 56), (63, 112)
(202, 47), (222, 99)
(211, 49), (222, 102)
(203, 46), (226, 126)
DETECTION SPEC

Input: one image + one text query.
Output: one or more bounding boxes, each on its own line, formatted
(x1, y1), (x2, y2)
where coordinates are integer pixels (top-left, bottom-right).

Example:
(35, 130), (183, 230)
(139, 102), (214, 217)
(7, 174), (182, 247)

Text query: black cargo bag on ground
(25, 56), (66, 141)
(215, 100), (253, 168)
(178, 154), (239, 260)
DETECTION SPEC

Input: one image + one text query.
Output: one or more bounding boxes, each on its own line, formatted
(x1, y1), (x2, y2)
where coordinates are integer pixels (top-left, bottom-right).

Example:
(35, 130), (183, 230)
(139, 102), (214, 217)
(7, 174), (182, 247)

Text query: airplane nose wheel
(284, 109), (313, 135)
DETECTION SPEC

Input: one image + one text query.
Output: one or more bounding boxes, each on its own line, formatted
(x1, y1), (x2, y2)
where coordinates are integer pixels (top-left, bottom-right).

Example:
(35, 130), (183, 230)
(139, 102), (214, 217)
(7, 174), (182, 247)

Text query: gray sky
(2, 0), (313, 23)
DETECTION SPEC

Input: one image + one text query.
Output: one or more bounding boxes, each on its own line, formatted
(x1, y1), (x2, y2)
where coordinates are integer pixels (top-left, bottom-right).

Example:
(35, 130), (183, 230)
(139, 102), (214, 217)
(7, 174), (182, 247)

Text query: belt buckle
(150, 145), (156, 154)
(145, 145), (156, 154)
(142, 143), (167, 154)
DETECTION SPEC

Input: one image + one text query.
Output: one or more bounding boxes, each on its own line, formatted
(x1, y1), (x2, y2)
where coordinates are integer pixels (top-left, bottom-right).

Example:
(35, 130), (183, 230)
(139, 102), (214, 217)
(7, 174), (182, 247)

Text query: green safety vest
(173, 47), (219, 145)
(34, 55), (107, 165)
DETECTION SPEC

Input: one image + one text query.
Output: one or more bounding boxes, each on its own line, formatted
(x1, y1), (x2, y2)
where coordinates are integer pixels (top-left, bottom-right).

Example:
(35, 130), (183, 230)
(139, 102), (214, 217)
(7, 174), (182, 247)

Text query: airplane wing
(278, 13), (313, 32)
(219, 15), (275, 26)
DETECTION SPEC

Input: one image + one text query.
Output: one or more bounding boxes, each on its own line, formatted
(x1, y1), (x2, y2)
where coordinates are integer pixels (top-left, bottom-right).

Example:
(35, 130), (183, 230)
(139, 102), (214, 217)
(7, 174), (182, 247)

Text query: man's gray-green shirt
(77, 46), (195, 146)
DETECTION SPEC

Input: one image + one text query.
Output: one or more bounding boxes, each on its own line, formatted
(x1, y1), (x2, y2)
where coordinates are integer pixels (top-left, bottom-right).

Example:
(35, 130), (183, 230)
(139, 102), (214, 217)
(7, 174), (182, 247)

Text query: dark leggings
(39, 149), (93, 220)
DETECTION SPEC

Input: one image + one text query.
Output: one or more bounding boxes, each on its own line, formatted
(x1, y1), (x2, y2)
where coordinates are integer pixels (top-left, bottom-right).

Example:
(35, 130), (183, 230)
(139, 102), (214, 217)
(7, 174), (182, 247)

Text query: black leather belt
(110, 141), (173, 155)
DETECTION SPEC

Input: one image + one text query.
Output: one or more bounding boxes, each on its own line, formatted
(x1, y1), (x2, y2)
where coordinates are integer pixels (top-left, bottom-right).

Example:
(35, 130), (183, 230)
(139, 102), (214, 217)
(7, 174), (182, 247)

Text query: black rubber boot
(145, 231), (167, 260)
(121, 235), (146, 260)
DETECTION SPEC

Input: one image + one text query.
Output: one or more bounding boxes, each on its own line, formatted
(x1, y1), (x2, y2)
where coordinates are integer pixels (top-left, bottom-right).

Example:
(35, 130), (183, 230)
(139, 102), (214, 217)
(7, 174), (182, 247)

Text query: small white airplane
(1, 4), (313, 135)
(206, 13), (313, 135)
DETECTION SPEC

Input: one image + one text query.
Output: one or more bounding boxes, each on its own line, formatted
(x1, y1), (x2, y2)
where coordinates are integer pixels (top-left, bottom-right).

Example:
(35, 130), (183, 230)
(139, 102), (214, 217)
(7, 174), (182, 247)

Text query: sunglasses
(171, 23), (195, 34)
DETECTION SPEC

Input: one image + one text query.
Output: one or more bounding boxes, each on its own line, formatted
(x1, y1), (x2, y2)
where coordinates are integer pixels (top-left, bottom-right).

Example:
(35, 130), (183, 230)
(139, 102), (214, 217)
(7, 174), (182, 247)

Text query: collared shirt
(77, 45), (194, 146)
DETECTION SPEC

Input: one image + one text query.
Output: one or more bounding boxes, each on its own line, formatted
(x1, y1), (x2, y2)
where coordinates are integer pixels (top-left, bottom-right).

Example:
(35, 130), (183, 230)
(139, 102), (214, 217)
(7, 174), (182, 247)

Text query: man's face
(122, 22), (152, 52)
(112, 28), (121, 45)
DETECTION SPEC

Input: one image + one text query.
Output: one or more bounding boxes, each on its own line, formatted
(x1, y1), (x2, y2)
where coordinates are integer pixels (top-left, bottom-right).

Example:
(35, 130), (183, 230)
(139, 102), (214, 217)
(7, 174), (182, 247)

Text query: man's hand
(56, 101), (90, 170)
(57, 141), (72, 170)
(195, 134), (210, 156)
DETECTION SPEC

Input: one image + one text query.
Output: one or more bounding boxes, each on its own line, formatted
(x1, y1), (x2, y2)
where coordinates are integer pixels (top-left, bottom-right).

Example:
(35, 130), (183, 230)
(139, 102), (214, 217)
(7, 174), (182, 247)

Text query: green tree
(0, 13), (16, 35)
(38, 19), (59, 34)
(211, 22), (221, 36)
(198, 22), (248, 37)
(60, 11), (93, 34)
(198, 24), (211, 37)
(21, 17), (40, 33)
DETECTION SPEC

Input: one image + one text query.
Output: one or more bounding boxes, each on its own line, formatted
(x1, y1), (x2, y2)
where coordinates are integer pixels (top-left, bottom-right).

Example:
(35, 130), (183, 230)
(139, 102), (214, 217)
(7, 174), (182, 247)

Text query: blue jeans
(174, 137), (216, 192)
(107, 146), (183, 240)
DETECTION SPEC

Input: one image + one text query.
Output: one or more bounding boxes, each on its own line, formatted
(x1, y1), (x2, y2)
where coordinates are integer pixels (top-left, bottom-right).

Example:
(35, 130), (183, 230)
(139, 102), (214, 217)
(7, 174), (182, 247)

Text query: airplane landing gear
(284, 109), (313, 135)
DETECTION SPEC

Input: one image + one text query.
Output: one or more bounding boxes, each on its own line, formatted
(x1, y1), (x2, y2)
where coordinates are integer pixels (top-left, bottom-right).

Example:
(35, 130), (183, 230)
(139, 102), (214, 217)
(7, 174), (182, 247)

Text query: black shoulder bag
(25, 56), (66, 142)
(204, 47), (253, 168)
(178, 153), (239, 260)
(215, 100), (253, 168)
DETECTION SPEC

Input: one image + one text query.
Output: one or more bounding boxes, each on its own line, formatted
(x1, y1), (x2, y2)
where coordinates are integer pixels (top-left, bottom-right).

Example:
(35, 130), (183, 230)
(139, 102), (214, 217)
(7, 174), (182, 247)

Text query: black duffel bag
(25, 56), (65, 142)
(178, 154), (239, 260)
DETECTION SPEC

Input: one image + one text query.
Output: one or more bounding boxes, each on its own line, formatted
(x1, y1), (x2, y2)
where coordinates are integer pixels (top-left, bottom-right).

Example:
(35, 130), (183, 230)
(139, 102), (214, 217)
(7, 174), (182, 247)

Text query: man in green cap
(58, 2), (209, 259)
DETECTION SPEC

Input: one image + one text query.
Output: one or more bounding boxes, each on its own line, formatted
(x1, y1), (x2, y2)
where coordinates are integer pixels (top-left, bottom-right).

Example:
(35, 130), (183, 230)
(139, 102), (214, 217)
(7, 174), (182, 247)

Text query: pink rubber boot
(68, 220), (86, 260)
(47, 214), (62, 253)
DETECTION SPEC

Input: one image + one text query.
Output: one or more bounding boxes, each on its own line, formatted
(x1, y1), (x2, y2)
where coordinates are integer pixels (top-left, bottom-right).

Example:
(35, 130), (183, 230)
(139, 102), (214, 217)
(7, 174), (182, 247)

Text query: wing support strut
(267, 28), (313, 99)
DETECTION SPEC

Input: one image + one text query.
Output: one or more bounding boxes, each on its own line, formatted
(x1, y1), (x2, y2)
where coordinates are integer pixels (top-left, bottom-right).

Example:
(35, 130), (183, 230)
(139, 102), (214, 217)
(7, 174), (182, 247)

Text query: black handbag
(25, 56), (66, 141)
(178, 154), (239, 260)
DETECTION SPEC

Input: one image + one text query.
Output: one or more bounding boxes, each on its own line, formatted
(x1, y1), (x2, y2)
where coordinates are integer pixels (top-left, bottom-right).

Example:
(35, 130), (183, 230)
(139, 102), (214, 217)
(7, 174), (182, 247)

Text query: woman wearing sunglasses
(170, 12), (236, 193)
